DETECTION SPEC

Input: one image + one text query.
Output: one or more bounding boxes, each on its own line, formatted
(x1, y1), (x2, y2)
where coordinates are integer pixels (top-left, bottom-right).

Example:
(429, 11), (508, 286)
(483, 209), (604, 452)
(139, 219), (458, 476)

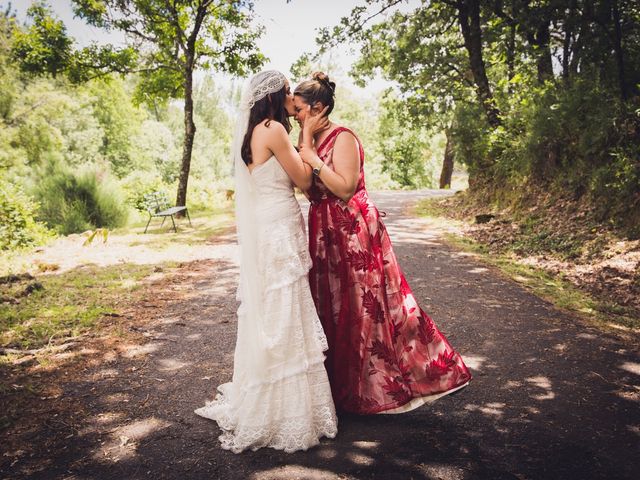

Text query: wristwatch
(312, 163), (325, 176)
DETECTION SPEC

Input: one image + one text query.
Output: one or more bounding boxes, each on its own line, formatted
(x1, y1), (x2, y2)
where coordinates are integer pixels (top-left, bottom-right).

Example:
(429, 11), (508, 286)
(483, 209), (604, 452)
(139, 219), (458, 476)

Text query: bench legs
(144, 210), (191, 234)
(144, 215), (153, 234)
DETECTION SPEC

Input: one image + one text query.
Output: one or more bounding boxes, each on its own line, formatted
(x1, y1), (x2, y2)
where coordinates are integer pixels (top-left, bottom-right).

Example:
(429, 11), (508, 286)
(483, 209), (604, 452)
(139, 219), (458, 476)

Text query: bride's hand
(298, 142), (316, 165)
(302, 105), (330, 137)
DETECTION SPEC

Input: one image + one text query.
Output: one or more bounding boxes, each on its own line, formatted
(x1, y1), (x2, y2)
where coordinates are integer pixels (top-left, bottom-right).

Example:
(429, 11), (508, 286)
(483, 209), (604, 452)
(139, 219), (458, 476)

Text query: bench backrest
(143, 191), (170, 214)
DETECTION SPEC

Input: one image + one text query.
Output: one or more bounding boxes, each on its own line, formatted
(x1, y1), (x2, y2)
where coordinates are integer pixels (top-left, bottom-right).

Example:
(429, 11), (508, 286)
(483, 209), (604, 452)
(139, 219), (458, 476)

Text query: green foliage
(86, 78), (143, 177)
(0, 6), (242, 250)
(82, 227), (109, 246)
(71, 0), (266, 101)
(0, 179), (52, 250)
(498, 80), (620, 180)
(187, 177), (231, 212)
(326, 0), (640, 232)
(33, 160), (128, 235)
(11, 1), (72, 77)
(377, 96), (434, 189)
(119, 171), (169, 212)
(449, 102), (492, 178)
(71, 0), (267, 206)
(10, 1), (135, 82)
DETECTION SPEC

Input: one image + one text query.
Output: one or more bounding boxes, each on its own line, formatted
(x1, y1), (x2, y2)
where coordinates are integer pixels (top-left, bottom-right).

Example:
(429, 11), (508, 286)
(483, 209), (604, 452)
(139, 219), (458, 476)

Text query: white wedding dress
(195, 155), (338, 453)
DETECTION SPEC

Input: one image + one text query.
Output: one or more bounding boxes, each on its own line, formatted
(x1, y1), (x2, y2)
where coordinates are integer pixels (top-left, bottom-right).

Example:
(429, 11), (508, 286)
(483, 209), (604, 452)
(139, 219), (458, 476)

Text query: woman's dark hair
(241, 85), (292, 165)
(294, 71), (336, 115)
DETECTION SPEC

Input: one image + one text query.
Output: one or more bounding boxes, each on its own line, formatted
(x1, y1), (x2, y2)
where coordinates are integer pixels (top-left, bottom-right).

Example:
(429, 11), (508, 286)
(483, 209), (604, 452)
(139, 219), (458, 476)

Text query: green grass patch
(412, 197), (454, 218)
(441, 233), (638, 330)
(0, 205), (234, 352)
(121, 206), (234, 248)
(0, 263), (155, 350)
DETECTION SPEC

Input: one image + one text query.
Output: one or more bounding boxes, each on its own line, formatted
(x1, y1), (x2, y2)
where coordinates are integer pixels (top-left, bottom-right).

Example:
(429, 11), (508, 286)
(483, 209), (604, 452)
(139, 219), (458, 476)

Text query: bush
(450, 102), (492, 181)
(377, 98), (435, 189)
(452, 78), (639, 236)
(0, 179), (52, 250)
(33, 161), (128, 235)
(187, 177), (233, 212)
(120, 170), (169, 213)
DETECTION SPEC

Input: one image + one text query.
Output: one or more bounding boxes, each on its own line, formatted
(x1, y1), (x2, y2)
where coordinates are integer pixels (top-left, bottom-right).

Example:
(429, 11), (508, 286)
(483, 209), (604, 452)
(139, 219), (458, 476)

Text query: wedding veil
(232, 70), (286, 355)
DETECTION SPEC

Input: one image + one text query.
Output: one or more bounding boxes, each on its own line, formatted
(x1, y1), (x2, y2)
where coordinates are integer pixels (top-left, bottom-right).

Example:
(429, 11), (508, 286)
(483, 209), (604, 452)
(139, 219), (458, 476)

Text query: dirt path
(2, 190), (639, 480)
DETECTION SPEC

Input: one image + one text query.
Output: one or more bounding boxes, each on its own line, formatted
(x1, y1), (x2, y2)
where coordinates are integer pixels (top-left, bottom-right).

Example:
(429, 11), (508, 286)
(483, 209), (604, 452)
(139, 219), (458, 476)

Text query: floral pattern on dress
(307, 126), (472, 414)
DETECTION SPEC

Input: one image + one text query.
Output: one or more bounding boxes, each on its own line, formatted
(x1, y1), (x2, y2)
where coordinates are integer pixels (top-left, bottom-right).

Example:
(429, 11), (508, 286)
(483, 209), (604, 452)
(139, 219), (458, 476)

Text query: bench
(143, 191), (192, 233)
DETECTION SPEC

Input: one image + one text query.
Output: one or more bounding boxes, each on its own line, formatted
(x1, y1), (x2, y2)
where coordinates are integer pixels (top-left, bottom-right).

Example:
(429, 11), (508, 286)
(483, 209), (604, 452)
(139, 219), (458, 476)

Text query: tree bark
(535, 21), (554, 83)
(506, 21), (516, 91)
(176, 65), (196, 211)
(570, 0), (594, 75)
(456, 0), (501, 128)
(439, 129), (455, 189)
(562, 0), (577, 81)
(611, 0), (628, 100)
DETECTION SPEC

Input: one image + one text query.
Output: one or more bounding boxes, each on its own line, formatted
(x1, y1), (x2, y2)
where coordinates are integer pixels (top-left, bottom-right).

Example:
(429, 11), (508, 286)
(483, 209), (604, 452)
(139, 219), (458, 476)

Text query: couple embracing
(194, 70), (472, 453)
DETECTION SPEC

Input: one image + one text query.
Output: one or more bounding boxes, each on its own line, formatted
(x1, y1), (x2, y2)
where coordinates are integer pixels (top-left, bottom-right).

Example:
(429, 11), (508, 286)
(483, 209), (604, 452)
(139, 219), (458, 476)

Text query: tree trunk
(176, 66), (196, 211)
(535, 21), (554, 83)
(570, 0), (593, 75)
(562, 0), (577, 81)
(457, 0), (501, 128)
(611, 0), (628, 100)
(439, 129), (455, 189)
(506, 21), (516, 92)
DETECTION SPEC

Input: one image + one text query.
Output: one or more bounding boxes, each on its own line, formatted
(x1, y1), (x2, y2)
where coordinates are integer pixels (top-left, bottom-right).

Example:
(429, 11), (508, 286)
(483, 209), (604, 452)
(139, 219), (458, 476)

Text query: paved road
(5, 190), (639, 480)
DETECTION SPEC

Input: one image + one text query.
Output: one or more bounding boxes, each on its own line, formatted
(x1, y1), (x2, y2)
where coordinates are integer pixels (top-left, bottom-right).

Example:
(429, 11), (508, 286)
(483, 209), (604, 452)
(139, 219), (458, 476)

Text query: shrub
(120, 170), (169, 213)
(187, 177), (233, 212)
(33, 161), (128, 235)
(0, 179), (52, 250)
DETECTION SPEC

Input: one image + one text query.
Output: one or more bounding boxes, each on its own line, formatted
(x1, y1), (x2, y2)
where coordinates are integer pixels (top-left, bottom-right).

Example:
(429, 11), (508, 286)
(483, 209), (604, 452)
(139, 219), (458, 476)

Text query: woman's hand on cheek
(303, 105), (330, 135)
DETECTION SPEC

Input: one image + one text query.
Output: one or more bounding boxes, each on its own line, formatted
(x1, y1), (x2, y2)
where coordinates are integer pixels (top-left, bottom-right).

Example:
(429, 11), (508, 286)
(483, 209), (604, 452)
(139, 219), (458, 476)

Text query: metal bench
(143, 191), (192, 233)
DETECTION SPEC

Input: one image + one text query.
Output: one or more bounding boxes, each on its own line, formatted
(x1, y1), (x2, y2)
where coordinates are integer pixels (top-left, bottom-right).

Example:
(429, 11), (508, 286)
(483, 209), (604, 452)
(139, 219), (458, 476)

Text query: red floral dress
(308, 126), (472, 414)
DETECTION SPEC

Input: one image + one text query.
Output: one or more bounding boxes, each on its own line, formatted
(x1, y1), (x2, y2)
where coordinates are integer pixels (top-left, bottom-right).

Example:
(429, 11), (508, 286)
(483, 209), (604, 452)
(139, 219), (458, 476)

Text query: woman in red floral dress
(294, 72), (472, 415)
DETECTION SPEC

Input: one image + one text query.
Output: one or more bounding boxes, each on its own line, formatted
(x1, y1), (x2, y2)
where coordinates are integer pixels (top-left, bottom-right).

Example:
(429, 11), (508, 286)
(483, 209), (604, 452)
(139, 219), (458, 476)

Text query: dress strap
(317, 126), (356, 156)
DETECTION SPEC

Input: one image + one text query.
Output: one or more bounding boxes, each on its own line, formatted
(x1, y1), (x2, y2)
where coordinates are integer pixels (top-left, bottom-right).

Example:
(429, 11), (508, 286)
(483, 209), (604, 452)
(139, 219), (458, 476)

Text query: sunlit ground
(0, 207), (235, 277)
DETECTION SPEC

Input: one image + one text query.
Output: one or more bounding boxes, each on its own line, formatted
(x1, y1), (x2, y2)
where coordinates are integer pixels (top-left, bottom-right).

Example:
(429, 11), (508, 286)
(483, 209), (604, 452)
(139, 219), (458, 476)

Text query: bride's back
(248, 119), (281, 173)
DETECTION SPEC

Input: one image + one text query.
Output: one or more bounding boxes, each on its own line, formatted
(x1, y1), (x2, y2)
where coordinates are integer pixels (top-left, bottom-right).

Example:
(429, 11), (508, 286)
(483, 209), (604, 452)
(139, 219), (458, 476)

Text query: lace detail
(196, 145), (337, 452)
(195, 363), (337, 454)
(240, 71), (286, 110)
(259, 223), (312, 291)
(261, 276), (329, 356)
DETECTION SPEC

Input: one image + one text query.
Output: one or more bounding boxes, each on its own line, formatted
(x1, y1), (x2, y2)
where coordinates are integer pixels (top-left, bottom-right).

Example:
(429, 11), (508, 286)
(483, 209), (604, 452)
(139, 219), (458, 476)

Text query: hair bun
(312, 71), (336, 94)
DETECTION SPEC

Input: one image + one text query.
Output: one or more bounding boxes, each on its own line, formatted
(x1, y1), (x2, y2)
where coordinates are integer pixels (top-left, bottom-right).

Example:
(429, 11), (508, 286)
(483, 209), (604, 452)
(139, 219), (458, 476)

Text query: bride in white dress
(194, 70), (338, 453)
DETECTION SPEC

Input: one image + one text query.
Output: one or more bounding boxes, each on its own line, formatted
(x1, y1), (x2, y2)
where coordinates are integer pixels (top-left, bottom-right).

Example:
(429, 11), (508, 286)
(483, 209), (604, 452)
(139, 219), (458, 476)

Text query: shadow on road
(2, 191), (638, 480)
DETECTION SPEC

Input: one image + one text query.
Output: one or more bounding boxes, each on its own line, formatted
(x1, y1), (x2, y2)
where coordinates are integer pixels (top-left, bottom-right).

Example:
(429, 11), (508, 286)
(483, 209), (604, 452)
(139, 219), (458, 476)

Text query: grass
(0, 263), (155, 350)
(0, 204), (234, 352)
(442, 233), (638, 331)
(124, 207), (234, 249)
(415, 197), (638, 331)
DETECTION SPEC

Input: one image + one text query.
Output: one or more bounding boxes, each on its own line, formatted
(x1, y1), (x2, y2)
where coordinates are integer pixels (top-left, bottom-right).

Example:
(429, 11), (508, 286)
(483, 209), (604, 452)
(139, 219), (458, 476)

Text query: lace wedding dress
(195, 155), (338, 453)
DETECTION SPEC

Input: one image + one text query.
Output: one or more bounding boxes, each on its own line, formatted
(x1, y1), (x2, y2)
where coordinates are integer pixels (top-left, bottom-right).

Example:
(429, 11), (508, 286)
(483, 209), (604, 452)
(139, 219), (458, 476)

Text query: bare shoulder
(254, 119), (287, 137)
(334, 128), (359, 150)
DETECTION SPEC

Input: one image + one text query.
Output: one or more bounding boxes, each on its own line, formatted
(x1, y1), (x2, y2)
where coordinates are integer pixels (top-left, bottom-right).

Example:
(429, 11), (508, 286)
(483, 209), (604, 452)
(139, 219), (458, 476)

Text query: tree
(11, 2), (137, 81)
(72, 0), (265, 209)
(318, 1), (501, 129)
(13, 1), (264, 209)
(439, 128), (455, 189)
(377, 96), (434, 189)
